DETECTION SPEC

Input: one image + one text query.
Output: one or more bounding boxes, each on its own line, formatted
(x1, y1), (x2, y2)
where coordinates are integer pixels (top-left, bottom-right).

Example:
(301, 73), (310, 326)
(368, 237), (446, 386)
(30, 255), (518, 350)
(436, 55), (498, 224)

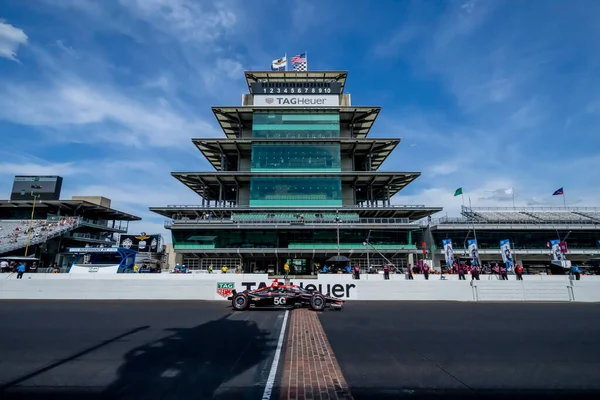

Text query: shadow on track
(1, 313), (276, 400)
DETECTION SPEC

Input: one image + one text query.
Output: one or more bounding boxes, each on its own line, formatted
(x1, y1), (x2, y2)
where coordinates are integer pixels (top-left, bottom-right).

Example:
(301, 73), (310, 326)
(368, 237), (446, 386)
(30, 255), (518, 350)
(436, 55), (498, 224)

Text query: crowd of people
(0, 217), (78, 248)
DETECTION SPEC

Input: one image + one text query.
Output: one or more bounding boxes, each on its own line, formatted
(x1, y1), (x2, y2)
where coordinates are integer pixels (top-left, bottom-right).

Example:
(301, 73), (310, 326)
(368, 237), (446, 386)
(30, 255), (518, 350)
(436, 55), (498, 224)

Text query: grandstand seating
(460, 209), (600, 224)
(0, 217), (80, 254)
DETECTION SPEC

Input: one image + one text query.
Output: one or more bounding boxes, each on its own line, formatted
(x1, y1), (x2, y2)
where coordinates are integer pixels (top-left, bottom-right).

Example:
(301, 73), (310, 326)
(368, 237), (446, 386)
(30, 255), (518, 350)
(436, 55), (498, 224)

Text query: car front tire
(310, 294), (326, 311)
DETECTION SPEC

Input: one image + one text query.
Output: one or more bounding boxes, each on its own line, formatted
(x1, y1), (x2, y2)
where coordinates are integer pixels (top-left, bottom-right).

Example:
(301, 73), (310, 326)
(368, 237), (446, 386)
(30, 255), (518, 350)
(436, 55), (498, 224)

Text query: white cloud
(0, 20), (27, 61)
(0, 162), (82, 177)
(119, 0), (236, 43)
(0, 80), (220, 148)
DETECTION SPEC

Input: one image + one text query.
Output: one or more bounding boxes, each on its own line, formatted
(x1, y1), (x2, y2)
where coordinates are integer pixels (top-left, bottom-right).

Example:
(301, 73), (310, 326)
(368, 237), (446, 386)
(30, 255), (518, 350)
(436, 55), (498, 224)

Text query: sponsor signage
(69, 264), (120, 274)
(253, 94), (339, 107)
(68, 247), (119, 253)
(120, 233), (160, 253)
(217, 282), (235, 298)
(238, 280), (357, 299)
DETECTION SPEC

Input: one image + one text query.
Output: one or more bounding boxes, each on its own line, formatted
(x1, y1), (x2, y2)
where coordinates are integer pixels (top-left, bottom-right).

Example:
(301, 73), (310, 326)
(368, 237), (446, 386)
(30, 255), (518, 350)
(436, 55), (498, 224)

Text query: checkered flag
(291, 53), (307, 71)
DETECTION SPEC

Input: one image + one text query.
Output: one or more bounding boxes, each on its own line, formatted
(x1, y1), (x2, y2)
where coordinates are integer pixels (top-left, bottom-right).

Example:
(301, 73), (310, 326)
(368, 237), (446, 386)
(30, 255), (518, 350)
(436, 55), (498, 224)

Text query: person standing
(500, 265), (508, 280)
(423, 263), (430, 280)
(515, 264), (524, 280)
(406, 263), (414, 280)
(458, 264), (466, 280)
(383, 264), (390, 280)
(571, 265), (581, 280)
(0, 259), (8, 273)
(16, 263), (25, 279)
(471, 264), (480, 280)
(283, 263), (290, 279)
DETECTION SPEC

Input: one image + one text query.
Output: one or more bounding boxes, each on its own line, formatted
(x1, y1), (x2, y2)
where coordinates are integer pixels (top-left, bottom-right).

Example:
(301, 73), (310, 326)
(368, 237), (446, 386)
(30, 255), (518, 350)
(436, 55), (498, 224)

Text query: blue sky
(1, 0), (599, 239)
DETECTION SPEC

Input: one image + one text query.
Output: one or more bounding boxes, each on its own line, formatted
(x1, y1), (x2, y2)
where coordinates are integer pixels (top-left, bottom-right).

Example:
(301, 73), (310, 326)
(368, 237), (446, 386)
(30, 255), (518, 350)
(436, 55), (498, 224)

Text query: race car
(228, 279), (344, 311)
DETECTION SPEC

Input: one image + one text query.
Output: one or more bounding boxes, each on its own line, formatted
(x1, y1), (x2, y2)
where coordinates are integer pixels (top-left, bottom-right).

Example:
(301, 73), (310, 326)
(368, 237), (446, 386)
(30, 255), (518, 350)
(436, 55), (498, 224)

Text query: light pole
(23, 187), (41, 257)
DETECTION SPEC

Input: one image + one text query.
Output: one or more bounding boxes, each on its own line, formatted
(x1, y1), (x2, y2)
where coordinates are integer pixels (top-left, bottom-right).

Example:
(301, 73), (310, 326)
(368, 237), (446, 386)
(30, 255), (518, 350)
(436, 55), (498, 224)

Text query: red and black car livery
(228, 279), (344, 311)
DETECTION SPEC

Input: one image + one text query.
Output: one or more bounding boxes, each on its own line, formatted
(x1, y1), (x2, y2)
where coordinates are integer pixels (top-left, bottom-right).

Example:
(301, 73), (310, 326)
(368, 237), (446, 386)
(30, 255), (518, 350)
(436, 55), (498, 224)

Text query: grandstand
(0, 199), (140, 269)
(150, 69), (442, 273)
(427, 206), (600, 270)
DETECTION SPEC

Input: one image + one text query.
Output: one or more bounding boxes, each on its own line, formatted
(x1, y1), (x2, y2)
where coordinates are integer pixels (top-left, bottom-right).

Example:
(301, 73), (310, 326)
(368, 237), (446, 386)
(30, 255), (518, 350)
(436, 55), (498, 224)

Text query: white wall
(1, 273), (598, 302)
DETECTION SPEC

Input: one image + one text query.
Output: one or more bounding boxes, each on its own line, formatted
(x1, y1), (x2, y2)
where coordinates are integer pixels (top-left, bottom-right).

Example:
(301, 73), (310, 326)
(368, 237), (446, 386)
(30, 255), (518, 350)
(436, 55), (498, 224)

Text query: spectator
(423, 263), (430, 280)
(471, 265), (480, 280)
(383, 264), (390, 280)
(0, 259), (7, 273)
(515, 264), (524, 280)
(16, 262), (25, 279)
(571, 265), (581, 280)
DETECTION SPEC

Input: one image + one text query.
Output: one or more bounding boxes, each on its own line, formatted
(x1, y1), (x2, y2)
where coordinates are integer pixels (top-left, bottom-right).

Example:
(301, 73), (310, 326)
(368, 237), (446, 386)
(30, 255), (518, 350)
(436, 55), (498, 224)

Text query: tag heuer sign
(253, 94), (339, 107)
(217, 282), (235, 298)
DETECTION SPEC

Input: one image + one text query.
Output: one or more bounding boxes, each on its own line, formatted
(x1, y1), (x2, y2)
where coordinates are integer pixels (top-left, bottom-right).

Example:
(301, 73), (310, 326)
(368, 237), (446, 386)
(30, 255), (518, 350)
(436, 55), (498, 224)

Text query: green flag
(454, 187), (463, 197)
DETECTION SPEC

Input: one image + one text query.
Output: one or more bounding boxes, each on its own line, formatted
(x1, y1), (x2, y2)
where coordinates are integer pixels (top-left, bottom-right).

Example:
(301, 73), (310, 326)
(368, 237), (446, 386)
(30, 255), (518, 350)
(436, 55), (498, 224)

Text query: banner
(120, 233), (160, 253)
(550, 239), (563, 261)
(467, 239), (480, 266)
(442, 239), (454, 266)
(253, 94), (339, 107)
(500, 239), (513, 270)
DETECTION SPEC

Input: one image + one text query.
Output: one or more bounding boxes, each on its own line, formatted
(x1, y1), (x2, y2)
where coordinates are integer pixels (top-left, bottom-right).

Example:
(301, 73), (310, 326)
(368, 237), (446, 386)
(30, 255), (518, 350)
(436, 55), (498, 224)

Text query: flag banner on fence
(553, 187), (564, 196)
(271, 56), (287, 71)
(559, 241), (568, 254)
(468, 239), (480, 266)
(550, 239), (564, 261)
(291, 52), (307, 71)
(454, 187), (463, 197)
(500, 239), (514, 270)
(442, 239), (454, 266)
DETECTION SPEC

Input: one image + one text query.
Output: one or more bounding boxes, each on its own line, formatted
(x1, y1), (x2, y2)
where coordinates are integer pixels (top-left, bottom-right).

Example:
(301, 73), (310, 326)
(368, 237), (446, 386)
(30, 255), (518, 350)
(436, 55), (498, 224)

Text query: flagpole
(285, 52), (287, 71)
(462, 193), (465, 208)
(563, 187), (567, 209)
(469, 196), (480, 266)
(305, 50), (308, 70)
(512, 189), (515, 209)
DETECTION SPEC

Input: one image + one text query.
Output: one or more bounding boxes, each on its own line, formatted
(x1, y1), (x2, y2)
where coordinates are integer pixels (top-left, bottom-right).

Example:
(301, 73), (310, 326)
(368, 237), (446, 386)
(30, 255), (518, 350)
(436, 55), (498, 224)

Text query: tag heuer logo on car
(217, 282), (235, 298)
(265, 98), (274, 104)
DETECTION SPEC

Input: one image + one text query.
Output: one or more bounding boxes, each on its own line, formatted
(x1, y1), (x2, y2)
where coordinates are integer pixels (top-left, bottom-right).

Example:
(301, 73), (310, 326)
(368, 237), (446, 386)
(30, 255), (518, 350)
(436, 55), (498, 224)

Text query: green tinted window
(250, 177), (342, 207)
(252, 111), (340, 138)
(251, 143), (341, 172)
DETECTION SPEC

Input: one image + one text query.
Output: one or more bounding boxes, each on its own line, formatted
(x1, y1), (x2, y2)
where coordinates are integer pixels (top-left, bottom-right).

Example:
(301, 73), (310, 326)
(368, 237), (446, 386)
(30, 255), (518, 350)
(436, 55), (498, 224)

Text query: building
(428, 206), (600, 272)
(0, 195), (140, 269)
(150, 70), (442, 274)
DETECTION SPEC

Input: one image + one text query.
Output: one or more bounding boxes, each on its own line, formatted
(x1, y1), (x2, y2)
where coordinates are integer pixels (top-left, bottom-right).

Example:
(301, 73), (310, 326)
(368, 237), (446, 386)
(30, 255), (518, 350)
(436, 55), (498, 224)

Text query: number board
(251, 82), (342, 95)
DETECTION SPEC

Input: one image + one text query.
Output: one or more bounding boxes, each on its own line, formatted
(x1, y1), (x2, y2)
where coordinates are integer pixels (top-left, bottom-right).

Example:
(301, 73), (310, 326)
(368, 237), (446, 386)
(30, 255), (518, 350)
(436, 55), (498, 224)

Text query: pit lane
(319, 301), (600, 399)
(0, 300), (288, 400)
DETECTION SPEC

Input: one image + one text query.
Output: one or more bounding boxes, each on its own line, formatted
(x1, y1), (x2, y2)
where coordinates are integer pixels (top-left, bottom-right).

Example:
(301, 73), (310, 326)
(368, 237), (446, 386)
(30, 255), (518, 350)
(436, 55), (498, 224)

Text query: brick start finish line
(280, 309), (353, 400)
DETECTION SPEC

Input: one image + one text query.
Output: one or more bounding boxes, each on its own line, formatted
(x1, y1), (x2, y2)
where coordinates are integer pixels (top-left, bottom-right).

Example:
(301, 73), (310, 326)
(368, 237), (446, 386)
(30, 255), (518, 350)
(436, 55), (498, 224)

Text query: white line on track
(261, 309), (289, 400)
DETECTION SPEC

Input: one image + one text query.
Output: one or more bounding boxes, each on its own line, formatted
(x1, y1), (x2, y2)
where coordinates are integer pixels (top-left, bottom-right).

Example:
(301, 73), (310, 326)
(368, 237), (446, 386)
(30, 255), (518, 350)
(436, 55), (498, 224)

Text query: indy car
(228, 280), (344, 311)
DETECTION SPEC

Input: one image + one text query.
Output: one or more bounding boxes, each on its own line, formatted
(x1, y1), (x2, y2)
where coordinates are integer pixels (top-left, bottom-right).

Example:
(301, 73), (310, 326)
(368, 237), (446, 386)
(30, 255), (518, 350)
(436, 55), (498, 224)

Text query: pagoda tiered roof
(170, 171), (419, 202)
(244, 71), (348, 94)
(192, 138), (399, 172)
(212, 107), (380, 139)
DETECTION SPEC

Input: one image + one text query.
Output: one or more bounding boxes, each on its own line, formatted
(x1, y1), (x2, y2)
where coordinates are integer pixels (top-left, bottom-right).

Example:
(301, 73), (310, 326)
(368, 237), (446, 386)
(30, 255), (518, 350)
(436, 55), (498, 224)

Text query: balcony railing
(165, 217), (413, 227)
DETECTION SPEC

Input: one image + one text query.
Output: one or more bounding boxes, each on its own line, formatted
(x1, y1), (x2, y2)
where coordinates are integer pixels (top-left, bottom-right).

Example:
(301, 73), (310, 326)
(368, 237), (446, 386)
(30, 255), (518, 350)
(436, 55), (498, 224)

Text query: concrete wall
(1, 273), (599, 302)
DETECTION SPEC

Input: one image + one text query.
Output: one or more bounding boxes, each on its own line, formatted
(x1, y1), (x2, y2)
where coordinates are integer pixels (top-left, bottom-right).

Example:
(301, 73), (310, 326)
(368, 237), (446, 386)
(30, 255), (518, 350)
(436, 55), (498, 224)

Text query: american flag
(552, 187), (564, 196)
(291, 53), (307, 71)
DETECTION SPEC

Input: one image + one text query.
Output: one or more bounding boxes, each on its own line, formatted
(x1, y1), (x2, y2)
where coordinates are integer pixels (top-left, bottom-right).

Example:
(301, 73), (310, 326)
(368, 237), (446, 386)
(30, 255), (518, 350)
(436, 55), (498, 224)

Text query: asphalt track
(320, 302), (600, 399)
(1, 301), (600, 400)
(0, 300), (287, 400)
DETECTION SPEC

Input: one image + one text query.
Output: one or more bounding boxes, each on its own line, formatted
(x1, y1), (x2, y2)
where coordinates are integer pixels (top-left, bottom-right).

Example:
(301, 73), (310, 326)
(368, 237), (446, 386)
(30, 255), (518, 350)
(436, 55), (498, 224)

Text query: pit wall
(0, 273), (598, 302)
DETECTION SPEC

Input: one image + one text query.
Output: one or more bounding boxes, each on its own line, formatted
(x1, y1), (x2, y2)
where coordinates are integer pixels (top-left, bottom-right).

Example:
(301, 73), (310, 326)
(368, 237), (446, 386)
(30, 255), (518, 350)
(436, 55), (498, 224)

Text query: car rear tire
(310, 294), (326, 311)
(232, 293), (249, 311)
